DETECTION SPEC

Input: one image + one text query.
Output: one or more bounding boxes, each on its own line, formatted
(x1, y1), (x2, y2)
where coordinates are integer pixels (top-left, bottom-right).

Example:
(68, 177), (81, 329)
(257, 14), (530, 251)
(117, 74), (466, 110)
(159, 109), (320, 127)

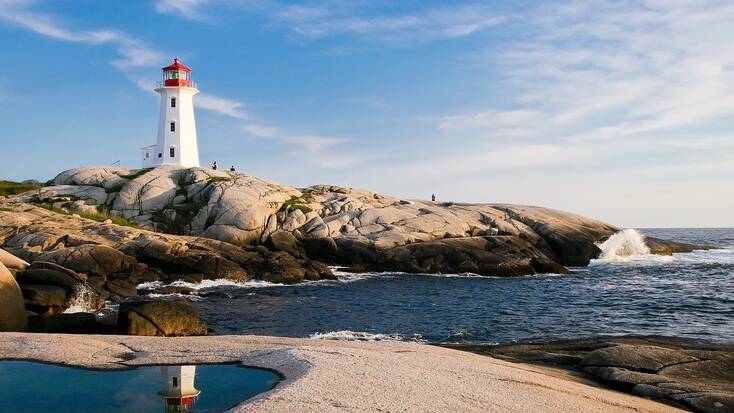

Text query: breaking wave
(309, 330), (426, 343)
(63, 284), (99, 313)
(137, 279), (286, 291)
(596, 229), (651, 260)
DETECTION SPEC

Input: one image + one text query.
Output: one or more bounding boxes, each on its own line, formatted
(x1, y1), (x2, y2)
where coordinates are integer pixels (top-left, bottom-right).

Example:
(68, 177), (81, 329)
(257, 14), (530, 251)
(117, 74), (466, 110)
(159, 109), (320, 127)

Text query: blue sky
(0, 0), (732, 228)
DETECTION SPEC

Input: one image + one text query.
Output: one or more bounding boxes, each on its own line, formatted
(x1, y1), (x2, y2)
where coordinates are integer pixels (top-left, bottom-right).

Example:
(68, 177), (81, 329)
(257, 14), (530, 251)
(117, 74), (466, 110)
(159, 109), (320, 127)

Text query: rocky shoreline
(0, 165), (707, 336)
(447, 336), (734, 413)
(0, 333), (686, 413)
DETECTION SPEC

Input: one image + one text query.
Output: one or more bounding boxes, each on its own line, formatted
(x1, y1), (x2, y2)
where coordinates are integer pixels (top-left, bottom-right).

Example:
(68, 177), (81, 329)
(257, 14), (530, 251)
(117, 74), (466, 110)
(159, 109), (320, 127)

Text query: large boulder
(0, 262), (27, 331)
(379, 236), (568, 276)
(19, 261), (87, 291)
(118, 300), (207, 336)
(0, 248), (29, 271)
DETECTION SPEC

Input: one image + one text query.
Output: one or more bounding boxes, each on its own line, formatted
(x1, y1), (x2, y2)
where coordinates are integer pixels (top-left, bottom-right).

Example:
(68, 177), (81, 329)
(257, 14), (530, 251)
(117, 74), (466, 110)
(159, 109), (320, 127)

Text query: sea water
(0, 362), (279, 413)
(140, 228), (734, 345)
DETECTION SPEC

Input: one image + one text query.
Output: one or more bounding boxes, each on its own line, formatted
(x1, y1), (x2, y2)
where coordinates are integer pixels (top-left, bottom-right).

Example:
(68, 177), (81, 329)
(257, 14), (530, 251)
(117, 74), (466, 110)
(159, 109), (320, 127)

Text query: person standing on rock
(432, 194), (436, 202)
(211, 161), (218, 170)
(229, 165), (236, 172)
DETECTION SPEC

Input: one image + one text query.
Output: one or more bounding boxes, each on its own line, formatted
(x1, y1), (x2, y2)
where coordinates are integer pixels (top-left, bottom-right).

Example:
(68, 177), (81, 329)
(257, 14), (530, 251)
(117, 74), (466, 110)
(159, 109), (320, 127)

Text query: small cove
(0, 361), (280, 413)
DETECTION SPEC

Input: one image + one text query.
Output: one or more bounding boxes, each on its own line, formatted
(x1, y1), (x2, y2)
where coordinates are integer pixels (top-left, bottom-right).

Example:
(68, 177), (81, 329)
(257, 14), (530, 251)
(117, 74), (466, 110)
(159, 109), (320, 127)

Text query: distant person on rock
(211, 161), (218, 170)
(229, 165), (236, 172)
(431, 194), (436, 202)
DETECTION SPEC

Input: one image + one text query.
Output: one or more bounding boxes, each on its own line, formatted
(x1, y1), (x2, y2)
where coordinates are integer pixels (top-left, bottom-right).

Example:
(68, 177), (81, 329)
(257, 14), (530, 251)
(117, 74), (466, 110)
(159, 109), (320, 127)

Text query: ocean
(139, 228), (734, 345)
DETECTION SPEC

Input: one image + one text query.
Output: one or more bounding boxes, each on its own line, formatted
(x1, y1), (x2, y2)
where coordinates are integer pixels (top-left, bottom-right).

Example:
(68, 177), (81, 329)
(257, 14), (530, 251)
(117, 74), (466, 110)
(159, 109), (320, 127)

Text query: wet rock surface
(448, 336), (734, 413)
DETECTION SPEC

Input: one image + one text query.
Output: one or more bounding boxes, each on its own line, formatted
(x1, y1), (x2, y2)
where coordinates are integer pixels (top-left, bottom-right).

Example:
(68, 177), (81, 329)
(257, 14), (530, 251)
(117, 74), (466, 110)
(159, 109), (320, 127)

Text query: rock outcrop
(118, 300), (207, 336)
(0, 204), (334, 305)
(6, 166), (700, 279)
(453, 336), (734, 413)
(0, 260), (27, 331)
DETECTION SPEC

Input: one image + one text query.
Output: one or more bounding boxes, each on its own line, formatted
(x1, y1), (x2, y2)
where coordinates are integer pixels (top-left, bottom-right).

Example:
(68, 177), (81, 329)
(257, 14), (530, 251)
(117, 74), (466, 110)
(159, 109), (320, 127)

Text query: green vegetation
(36, 203), (137, 228)
(151, 201), (207, 234)
(281, 197), (313, 214)
(120, 168), (153, 180)
(0, 180), (43, 196)
(206, 176), (232, 184)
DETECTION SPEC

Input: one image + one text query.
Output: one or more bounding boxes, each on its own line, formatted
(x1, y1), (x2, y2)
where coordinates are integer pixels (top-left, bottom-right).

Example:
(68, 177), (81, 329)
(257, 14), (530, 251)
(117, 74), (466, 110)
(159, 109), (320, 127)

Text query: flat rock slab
(450, 336), (734, 413)
(0, 333), (683, 413)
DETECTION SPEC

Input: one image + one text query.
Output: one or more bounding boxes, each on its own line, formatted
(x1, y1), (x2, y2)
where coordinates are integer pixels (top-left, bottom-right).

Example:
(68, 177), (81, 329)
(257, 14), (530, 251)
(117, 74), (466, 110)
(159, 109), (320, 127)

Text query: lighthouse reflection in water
(159, 366), (201, 413)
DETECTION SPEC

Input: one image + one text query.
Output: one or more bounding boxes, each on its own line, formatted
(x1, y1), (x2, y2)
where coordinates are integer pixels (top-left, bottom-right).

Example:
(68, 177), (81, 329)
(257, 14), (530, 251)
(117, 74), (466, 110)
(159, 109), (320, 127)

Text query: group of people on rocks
(210, 160), (236, 172)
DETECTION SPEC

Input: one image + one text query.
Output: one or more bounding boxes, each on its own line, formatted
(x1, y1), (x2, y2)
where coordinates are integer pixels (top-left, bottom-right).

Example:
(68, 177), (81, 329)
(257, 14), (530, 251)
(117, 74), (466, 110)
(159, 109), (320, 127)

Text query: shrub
(281, 197), (313, 214)
(0, 180), (43, 196)
(36, 203), (138, 228)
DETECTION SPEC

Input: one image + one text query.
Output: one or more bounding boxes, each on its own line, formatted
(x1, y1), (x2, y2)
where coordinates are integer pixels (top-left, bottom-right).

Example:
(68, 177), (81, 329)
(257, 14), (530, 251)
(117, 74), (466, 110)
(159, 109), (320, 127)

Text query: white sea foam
(137, 279), (286, 291)
(597, 229), (651, 260)
(63, 284), (99, 313)
(309, 330), (426, 343)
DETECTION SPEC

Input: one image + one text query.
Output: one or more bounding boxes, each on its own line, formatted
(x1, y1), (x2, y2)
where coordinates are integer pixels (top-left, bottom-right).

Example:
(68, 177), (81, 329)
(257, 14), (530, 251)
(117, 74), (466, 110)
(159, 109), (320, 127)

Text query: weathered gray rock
(459, 336), (734, 413)
(119, 300), (207, 336)
(0, 262), (27, 331)
(3, 166), (702, 279)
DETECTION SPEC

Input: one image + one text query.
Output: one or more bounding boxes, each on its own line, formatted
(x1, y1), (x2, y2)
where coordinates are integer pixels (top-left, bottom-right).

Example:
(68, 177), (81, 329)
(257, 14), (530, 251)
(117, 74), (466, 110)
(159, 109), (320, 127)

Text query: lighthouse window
(170, 147), (175, 158)
(171, 97), (176, 108)
(170, 122), (176, 132)
(172, 377), (178, 387)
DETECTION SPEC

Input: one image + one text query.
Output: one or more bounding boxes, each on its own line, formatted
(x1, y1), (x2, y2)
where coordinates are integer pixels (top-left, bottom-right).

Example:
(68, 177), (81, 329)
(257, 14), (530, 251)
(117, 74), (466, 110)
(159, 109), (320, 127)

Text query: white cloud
(0, 1), (252, 121)
(155, 1), (505, 42)
(196, 94), (250, 119)
(241, 123), (348, 156)
(0, 1), (163, 70)
(154, 0), (213, 22)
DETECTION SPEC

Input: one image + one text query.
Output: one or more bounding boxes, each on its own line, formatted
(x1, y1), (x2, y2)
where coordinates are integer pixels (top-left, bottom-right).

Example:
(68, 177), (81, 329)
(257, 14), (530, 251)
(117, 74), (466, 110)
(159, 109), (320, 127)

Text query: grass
(207, 176), (232, 183)
(36, 203), (138, 228)
(119, 168), (153, 180)
(0, 180), (43, 196)
(281, 197), (313, 214)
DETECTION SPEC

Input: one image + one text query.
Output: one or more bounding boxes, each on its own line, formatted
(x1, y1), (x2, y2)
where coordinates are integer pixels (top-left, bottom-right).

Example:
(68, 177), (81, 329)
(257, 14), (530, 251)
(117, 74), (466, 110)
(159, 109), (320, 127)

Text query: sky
(0, 0), (732, 228)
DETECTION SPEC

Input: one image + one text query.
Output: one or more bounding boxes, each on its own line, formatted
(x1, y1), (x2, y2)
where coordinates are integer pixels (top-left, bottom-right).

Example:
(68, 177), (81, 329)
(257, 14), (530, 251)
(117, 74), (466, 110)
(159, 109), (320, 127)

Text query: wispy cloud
(241, 123), (348, 157)
(0, 0), (251, 120)
(0, 0), (162, 68)
(443, 0), (734, 147)
(154, 0), (214, 22)
(197, 94), (250, 119)
(155, 1), (505, 42)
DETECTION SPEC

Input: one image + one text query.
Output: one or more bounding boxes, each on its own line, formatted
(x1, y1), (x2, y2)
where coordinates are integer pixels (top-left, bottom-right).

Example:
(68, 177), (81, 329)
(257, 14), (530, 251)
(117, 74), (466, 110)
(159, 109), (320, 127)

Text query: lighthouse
(142, 58), (200, 168)
(158, 365), (201, 413)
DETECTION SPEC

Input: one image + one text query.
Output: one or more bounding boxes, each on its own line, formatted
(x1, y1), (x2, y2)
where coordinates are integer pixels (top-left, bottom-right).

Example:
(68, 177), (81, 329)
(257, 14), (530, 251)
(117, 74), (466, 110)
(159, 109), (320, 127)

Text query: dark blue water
(0, 362), (279, 413)
(148, 228), (734, 345)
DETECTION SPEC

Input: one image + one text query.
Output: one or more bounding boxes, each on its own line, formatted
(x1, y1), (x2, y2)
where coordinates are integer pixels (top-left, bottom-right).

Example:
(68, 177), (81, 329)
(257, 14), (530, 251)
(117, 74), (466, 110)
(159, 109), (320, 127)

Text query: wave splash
(64, 284), (99, 313)
(596, 229), (651, 260)
(309, 330), (426, 343)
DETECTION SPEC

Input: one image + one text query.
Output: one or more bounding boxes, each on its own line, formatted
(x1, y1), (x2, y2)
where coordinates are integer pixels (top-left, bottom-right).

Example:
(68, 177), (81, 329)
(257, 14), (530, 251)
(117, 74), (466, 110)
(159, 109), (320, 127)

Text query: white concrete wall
(147, 86), (200, 168)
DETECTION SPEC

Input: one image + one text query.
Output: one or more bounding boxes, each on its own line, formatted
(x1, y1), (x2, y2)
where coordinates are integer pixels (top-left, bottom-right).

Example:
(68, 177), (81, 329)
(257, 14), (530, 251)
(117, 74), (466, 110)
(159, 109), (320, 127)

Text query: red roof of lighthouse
(162, 58), (191, 72)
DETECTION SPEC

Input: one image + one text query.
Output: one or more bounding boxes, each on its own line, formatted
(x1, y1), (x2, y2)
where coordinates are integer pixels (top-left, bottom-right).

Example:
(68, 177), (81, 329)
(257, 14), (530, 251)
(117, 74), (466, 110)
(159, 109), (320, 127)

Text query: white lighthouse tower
(142, 58), (200, 168)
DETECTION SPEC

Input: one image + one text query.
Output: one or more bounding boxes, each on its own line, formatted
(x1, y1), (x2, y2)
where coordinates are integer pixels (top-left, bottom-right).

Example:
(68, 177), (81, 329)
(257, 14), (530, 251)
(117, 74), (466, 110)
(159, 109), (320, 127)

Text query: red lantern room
(162, 58), (192, 87)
